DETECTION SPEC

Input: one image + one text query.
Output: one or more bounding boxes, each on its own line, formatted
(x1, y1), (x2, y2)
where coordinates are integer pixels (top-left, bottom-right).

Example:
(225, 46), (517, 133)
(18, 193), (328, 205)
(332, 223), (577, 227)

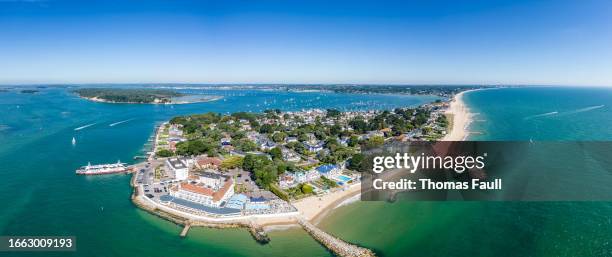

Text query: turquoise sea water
(1, 86), (612, 257)
(0, 87), (436, 257)
(465, 87), (612, 140)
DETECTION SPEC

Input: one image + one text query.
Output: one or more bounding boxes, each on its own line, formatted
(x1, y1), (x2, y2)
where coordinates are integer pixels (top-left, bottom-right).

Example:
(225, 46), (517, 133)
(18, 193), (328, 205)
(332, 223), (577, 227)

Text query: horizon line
(1, 83), (612, 88)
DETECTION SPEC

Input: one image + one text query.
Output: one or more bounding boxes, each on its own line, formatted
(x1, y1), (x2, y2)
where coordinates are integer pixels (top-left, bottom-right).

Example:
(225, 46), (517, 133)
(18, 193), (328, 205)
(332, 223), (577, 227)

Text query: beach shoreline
(442, 90), (475, 141)
(293, 184), (362, 225)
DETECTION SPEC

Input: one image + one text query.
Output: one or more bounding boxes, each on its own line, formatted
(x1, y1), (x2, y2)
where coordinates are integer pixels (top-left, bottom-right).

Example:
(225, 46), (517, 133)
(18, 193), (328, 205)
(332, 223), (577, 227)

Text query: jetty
(298, 218), (375, 257)
(180, 223), (191, 237)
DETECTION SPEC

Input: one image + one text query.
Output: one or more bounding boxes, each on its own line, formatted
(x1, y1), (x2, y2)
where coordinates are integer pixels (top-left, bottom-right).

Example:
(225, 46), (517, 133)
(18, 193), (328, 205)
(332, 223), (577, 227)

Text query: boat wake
(524, 111), (558, 120)
(558, 105), (605, 116)
(109, 118), (134, 127)
(74, 123), (97, 131)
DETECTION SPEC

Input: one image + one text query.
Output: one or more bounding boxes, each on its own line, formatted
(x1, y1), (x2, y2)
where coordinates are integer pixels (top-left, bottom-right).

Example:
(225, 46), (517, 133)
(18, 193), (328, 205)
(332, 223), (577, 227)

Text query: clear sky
(0, 0), (611, 86)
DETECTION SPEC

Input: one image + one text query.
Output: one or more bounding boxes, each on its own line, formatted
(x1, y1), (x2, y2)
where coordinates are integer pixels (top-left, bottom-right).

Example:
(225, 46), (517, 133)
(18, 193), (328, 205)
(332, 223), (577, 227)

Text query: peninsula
(124, 91), (463, 256)
(74, 88), (222, 104)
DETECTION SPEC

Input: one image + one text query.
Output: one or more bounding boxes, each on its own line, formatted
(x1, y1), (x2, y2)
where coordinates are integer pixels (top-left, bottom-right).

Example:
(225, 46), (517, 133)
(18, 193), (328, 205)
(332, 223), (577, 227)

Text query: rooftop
(167, 158), (187, 169)
(197, 157), (222, 167)
(159, 195), (241, 215)
(316, 164), (337, 173)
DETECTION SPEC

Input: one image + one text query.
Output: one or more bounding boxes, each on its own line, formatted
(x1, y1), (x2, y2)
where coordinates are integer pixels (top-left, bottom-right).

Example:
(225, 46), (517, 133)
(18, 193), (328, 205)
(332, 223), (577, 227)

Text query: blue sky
(0, 0), (611, 85)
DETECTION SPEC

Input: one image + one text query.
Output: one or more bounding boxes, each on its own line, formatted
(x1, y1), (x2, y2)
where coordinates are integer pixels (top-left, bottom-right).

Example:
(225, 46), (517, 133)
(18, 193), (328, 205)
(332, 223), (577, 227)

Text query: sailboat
(72, 136), (76, 146)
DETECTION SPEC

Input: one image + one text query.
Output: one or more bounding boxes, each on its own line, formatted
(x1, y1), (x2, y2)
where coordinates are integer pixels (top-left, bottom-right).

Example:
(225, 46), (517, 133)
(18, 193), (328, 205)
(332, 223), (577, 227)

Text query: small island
(74, 88), (222, 104)
(20, 89), (39, 94)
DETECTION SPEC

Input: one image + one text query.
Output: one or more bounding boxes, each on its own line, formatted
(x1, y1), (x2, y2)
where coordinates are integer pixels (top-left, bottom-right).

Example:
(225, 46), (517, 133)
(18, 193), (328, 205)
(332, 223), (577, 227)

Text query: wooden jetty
(180, 223), (191, 238)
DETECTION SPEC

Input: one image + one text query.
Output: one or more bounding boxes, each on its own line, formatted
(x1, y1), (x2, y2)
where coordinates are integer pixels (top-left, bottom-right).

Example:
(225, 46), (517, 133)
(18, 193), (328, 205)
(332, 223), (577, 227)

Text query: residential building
(259, 141), (277, 151)
(304, 141), (324, 152)
(279, 169), (320, 189)
(196, 157), (222, 170)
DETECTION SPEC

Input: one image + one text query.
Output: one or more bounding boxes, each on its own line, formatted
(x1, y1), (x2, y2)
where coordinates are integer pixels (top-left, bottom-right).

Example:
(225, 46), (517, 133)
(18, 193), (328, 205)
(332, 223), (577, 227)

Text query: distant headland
(73, 88), (222, 104)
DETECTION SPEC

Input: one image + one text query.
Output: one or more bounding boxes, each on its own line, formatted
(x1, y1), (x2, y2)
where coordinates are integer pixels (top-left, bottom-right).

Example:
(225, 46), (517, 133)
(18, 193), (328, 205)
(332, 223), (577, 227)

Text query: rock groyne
(298, 218), (375, 257)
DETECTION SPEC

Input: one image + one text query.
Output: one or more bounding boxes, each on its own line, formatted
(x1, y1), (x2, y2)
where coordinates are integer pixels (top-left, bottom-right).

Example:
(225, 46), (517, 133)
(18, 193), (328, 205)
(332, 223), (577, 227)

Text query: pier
(298, 218), (375, 257)
(180, 223), (191, 237)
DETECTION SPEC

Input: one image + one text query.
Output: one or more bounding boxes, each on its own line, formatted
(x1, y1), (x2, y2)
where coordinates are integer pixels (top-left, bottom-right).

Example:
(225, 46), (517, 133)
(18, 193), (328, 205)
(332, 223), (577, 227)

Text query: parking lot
(133, 158), (177, 199)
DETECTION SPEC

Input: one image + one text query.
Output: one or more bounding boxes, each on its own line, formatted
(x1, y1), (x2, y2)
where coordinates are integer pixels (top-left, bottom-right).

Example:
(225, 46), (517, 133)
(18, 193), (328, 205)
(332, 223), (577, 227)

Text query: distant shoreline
(80, 95), (223, 105)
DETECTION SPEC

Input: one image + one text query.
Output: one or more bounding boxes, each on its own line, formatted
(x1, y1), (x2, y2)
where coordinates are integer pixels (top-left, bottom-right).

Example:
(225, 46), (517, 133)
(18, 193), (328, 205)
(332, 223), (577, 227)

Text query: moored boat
(76, 160), (127, 175)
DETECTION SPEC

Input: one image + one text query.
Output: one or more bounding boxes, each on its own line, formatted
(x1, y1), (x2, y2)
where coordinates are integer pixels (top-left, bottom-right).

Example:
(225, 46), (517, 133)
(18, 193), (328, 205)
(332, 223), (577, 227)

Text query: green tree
(365, 136), (384, 148)
(326, 109), (341, 118)
(272, 132), (287, 143)
(242, 154), (272, 172)
(220, 156), (244, 170)
(269, 147), (283, 161)
(298, 133), (309, 142)
(176, 140), (212, 156)
(235, 139), (257, 152)
(348, 153), (365, 171)
(259, 124), (274, 134)
(269, 184), (289, 201)
(330, 124), (342, 136)
(349, 118), (368, 133)
(348, 135), (360, 147)
(156, 149), (174, 157)
(437, 115), (449, 127)
(301, 183), (314, 194)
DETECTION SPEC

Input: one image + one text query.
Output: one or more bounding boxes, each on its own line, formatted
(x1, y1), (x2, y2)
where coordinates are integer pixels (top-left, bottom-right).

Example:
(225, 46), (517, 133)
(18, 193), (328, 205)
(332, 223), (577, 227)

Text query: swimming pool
(336, 175), (352, 182)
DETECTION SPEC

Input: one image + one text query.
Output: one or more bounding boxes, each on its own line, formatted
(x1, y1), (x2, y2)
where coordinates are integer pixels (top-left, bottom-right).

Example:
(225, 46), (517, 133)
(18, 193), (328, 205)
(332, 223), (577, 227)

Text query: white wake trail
(109, 118), (134, 127)
(560, 105), (605, 116)
(74, 123), (97, 131)
(525, 111), (558, 120)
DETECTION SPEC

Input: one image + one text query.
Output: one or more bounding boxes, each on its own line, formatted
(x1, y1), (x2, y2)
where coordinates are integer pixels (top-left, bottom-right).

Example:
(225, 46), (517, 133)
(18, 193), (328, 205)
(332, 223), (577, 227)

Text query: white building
(166, 158), (189, 180)
(303, 141), (324, 152)
(170, 172), (234, 207)
(279, 170), (320, 189)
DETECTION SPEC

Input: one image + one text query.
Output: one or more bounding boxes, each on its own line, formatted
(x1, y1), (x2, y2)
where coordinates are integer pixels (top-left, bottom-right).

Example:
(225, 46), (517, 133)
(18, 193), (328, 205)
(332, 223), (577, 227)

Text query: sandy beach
(442, 90), (473, 141)
(292, 184), (362, 224)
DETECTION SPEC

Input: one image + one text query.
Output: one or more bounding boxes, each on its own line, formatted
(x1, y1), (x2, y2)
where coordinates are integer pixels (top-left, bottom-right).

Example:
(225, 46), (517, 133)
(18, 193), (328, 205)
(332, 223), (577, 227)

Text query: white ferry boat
(76, 161), (127, 175)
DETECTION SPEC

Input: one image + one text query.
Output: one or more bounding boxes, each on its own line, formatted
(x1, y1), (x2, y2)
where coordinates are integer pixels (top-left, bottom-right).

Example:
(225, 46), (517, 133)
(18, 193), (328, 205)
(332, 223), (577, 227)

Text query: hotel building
(169, 172), (234, 208)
